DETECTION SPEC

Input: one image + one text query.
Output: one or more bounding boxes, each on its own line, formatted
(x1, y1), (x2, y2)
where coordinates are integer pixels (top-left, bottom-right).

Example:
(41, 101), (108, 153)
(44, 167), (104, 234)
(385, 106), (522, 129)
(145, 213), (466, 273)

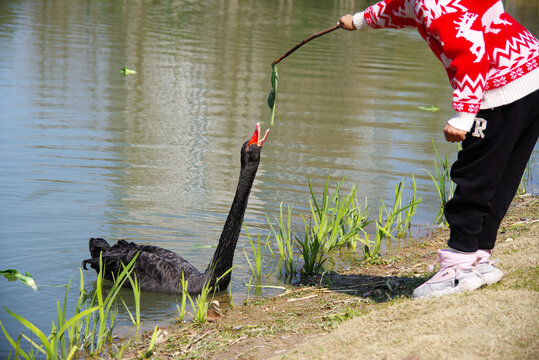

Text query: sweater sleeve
(356, 0), (417, 30)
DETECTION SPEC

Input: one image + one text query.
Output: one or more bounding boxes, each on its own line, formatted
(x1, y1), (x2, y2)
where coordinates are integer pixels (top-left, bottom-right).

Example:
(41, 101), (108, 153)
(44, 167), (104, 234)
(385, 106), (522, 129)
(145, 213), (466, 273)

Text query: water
(0, 0), (537, 355)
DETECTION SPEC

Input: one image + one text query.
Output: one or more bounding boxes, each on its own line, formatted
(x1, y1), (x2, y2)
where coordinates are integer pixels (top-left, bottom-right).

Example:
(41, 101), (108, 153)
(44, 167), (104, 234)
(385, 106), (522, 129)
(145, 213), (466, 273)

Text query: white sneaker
(412, 249), (484, 299)
(475, 249), (504, 285)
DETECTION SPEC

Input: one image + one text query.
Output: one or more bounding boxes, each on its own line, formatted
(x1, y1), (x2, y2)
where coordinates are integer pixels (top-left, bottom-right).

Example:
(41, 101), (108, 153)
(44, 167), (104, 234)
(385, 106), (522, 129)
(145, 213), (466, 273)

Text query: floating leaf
(120, 67), (136, 76)
(1, 269), (38, 291)
(418, 106), (440, 112)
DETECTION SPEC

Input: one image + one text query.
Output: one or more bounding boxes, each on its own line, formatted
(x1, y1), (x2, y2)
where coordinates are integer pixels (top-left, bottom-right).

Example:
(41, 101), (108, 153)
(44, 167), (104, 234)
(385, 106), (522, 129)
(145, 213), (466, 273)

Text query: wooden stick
(272, 24), (342, 65)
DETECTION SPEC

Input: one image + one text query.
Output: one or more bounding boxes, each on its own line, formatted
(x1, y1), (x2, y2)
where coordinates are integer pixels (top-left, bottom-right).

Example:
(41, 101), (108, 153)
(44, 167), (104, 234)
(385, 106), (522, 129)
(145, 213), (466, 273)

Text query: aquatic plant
(138, 325), (162, 359)
(267, 202), (296, 277)
(0, 254), (139, 359)
(363, 178), (421, 262)
(307, 176), (370, 253)
(176, 273), (189, 323)
(243, 225), (273, 280)
(121, 268), (143, 327)
(296, 214), (330, 275)
(426, 139), (455, 225)
(180, 268), (233, 324)
(395, 176), (422, 238)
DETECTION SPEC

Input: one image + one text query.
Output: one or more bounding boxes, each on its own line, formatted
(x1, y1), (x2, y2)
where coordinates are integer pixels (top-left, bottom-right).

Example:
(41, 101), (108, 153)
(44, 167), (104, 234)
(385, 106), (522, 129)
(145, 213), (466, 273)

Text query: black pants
(445, 89), (539, 252)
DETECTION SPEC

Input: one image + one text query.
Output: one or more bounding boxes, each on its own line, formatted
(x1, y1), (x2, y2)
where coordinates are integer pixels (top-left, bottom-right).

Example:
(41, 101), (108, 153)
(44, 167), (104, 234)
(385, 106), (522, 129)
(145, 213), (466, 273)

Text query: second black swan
(82, 123), (269, 294)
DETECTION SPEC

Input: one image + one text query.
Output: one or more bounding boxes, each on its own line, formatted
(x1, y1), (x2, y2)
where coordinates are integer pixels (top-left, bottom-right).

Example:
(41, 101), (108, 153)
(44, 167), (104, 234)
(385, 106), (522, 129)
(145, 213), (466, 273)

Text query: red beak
(247, 123), (270, 147)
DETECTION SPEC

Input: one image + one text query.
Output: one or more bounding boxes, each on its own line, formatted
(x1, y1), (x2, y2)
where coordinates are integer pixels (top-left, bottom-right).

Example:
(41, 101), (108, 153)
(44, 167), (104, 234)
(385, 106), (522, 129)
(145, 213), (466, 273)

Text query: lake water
(1, 0), (537, 355)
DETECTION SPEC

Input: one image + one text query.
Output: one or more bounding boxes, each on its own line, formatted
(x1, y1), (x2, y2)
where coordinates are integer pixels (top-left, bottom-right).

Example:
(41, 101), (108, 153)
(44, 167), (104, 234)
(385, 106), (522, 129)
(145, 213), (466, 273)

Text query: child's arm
(340, 0), (416, 31)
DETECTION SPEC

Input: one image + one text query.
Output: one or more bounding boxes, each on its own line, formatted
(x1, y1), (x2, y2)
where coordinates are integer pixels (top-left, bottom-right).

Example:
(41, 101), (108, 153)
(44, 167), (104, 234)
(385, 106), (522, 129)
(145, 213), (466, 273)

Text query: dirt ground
(126, 196), (538, 360)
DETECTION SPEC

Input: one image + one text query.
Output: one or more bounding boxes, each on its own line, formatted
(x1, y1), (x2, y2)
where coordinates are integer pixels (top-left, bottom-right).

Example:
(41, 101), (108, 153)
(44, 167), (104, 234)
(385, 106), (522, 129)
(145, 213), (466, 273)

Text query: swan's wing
(111, 243), (202, 293)
(92, 240), (202, 294)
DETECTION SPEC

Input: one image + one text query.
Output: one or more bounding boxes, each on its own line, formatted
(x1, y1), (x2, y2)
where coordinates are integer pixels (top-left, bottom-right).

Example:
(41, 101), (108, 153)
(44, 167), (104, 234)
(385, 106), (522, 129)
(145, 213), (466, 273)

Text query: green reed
(265, 176), (372, 276)
(121, 269), (143, 327)
(179, 267), (233, 324)
(267, 202), (296, 277)
(138, 325), (162, 359)
(307, 175), (370, 252)
(395, 176), (421, 237)
(426, 139), (455, 225)
(176, 273), (189, 323)
(0, 254), (139, 359)
(243, 225), (273, 280)
(363, 179), (421, 262)
(296, 214), (330, 275)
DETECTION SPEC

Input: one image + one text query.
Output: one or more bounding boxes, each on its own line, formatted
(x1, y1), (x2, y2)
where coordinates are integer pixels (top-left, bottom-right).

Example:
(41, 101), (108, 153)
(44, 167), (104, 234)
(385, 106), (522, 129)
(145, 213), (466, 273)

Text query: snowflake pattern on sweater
(361, 0), (539, 114)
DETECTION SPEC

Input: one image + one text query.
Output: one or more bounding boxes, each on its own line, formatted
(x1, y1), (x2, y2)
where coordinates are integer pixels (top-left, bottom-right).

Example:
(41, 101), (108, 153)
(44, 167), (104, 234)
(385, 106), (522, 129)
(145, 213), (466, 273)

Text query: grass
(426, 139), (456, 225)
(122, 268), (143, 327)
(264, 175), (421, 275)
(267, 202), (296, 277)
(363, 178), (422, 263)
(243, 225), (273, 280)
(138, 325), (163, 359)
(0, 254), (139, 359)
(286, 223), (539, 360)
(176, 273), (189, 323)
(307, 175), (370, 253)
(179, 267), (234, 324)
(296, 215), (330, 275)
(294, 176), (372, 275)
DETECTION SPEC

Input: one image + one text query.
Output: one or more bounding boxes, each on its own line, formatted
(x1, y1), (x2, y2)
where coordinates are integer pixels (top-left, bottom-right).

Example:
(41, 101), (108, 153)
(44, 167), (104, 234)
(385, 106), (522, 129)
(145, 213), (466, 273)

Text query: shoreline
(124, 195), (538, 359)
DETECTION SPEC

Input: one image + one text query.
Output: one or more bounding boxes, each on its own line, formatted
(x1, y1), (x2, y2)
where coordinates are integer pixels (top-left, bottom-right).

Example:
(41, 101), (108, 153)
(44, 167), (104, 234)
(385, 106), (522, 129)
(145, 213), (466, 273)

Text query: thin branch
(272, 24), (342, 65)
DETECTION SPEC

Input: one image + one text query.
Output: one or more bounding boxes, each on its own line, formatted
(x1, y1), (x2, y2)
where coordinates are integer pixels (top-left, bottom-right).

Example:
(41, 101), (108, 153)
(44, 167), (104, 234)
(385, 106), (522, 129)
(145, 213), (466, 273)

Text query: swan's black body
(82, 124), (269, 295)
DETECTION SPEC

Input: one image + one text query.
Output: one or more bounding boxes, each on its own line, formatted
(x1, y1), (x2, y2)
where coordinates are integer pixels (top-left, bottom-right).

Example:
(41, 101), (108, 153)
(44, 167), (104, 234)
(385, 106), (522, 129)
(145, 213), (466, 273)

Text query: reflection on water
(0, 0), (537, 354)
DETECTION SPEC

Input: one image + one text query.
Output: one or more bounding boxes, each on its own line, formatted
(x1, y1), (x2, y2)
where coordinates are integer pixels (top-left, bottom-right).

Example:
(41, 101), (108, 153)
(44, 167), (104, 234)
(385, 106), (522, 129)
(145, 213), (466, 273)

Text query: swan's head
(241, 123), (269, 167)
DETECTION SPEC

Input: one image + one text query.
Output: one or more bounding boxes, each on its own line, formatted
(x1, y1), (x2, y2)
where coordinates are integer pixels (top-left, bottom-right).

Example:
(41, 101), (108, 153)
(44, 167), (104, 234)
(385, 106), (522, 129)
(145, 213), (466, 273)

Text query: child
(339, 0), (539, 298)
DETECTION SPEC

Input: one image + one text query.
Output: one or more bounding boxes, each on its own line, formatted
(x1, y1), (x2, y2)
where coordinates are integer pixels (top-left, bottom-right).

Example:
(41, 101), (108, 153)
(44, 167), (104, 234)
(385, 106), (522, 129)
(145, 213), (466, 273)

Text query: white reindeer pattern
(455, 13), (485, 63)
(482, 2), (512, 34)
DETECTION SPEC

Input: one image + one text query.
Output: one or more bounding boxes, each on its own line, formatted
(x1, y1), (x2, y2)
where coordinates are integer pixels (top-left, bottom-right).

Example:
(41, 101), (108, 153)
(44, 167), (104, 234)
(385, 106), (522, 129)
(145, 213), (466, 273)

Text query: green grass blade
(0, 320), (31, 360)
(3, 306), (52, 356)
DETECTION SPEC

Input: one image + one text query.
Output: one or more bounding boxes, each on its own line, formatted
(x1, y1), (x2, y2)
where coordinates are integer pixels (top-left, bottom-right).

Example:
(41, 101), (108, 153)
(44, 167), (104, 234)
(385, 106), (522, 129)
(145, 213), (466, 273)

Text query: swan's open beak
(247, 123), (270, 148)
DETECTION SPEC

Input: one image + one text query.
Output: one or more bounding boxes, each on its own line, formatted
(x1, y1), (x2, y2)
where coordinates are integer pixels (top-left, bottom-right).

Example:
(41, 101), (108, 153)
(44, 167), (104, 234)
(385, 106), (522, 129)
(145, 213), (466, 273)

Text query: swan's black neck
(204, 161), (259, 290)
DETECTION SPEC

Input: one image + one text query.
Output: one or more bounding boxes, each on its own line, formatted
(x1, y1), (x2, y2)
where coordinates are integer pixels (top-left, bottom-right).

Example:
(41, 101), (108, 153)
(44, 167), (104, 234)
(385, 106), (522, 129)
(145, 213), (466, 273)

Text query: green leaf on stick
(268, 64), (279, 126)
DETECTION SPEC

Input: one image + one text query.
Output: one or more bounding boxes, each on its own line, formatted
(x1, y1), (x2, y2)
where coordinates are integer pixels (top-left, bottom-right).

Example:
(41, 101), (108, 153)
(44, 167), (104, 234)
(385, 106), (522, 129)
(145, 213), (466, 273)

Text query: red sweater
(353, 0), (539, 131)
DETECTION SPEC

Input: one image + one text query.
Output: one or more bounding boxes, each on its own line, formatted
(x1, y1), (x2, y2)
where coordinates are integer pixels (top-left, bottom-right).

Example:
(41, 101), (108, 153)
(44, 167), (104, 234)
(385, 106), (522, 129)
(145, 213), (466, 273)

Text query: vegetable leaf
(1, 269), (38, 291)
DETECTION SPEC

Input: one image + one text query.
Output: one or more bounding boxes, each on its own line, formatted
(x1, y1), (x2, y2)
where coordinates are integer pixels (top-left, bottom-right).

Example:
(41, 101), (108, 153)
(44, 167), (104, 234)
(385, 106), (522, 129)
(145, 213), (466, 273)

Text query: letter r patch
(472, 118), (487, 138)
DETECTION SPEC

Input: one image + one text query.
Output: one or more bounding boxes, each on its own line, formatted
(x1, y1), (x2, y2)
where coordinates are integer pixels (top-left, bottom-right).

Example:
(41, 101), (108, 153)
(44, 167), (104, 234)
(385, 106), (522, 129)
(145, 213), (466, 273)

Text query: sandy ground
(279, 223), (538, 360)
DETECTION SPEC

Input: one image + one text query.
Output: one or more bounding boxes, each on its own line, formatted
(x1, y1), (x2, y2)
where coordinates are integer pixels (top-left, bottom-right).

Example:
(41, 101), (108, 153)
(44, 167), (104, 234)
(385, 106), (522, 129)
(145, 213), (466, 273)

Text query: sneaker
(412, 249), (484, 299)
(475, 249), (504, 285)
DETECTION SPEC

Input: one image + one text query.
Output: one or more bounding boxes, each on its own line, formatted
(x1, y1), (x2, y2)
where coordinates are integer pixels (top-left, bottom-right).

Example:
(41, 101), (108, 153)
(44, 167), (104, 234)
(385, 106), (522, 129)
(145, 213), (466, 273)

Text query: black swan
(82, 123), (269, 295)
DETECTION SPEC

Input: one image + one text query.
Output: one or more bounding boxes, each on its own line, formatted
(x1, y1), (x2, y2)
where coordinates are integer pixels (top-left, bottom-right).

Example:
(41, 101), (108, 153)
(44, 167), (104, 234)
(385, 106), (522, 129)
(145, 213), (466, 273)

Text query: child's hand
(338, 14), (356, 31)
(444, 124), (467, 142)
